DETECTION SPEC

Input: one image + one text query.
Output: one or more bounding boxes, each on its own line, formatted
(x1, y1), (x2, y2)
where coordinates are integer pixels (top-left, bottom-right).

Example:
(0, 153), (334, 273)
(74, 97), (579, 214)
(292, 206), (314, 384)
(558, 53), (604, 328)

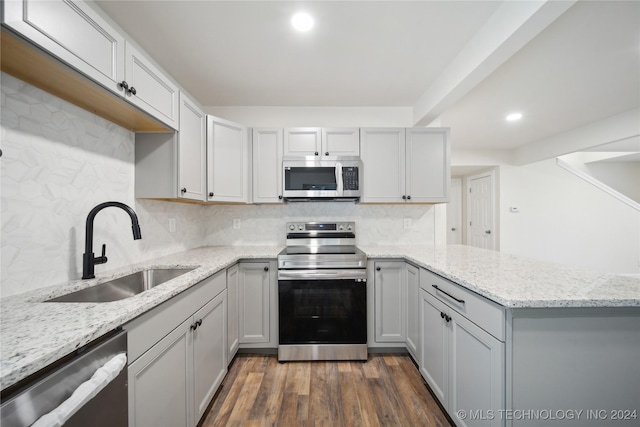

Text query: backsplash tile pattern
(1, 73), (437, 297)
(0, 74), (205, 297)
(202, 203), (436, 246)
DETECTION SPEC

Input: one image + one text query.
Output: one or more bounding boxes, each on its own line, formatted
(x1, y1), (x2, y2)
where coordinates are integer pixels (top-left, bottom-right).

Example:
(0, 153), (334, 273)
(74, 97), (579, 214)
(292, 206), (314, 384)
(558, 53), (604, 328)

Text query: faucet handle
(95, 244), (108, 265)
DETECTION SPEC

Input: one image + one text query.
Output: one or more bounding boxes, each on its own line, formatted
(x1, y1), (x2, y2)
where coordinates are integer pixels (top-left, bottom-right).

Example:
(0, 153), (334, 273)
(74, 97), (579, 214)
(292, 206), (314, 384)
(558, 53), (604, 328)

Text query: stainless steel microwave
(282, 157), (362, 201)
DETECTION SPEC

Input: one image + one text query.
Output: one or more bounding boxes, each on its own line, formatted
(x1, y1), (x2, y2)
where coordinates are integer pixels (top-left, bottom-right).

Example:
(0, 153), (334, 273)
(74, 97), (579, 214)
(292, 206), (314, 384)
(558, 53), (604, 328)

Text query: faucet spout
(82, 201), (142, 279)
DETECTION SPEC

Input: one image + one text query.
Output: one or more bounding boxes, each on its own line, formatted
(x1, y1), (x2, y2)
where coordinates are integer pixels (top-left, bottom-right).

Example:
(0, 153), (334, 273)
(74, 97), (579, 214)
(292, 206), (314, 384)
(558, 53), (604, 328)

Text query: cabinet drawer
(125, 270), (226, 362)
(420, 269), (505, 341)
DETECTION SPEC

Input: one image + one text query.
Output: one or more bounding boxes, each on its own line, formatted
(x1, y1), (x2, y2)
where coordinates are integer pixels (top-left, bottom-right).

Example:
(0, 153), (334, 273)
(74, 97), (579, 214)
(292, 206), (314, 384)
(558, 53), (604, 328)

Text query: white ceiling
(95, 0), (640, 152)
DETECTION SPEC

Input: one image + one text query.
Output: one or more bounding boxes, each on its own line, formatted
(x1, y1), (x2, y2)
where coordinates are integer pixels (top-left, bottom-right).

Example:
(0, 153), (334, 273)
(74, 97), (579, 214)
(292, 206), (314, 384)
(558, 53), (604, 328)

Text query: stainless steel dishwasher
(1, 329), (128, 427)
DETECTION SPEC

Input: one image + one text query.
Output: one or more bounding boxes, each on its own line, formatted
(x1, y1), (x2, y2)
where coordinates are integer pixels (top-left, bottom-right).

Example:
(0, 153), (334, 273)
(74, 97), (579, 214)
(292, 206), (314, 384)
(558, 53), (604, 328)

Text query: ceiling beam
(412, 0), (576, 127)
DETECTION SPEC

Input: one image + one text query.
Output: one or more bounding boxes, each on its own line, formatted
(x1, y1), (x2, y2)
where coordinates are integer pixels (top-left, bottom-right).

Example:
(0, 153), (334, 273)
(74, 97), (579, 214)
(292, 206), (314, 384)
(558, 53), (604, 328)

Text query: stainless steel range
(277, 221), (368, 362)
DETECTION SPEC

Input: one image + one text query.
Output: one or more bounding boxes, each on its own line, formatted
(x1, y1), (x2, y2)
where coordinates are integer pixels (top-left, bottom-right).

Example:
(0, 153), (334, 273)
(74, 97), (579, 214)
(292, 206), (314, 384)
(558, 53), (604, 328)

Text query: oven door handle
(278, 269), (367, 281)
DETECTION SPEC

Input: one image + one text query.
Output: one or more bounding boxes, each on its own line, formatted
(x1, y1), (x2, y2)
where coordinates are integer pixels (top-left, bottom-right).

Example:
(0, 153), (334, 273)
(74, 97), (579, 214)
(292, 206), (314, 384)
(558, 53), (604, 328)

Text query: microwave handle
(335, 162), (343, 193)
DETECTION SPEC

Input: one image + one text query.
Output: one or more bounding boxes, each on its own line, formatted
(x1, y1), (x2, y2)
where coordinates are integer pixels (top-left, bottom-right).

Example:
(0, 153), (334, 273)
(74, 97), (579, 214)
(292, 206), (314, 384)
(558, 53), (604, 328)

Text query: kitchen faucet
(82, 201), (142, 279)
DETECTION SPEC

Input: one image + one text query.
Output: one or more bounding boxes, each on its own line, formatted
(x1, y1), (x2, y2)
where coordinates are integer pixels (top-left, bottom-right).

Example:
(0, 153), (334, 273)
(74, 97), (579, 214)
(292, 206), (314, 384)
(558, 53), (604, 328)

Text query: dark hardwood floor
(200, 354), (454, 427)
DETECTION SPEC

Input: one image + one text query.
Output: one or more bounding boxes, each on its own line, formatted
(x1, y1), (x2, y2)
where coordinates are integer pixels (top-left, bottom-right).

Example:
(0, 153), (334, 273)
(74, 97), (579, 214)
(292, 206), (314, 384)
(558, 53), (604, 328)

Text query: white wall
(585, 161), (640, 204)
(0, 73), (206, 297)
(500, 158), (639, 275)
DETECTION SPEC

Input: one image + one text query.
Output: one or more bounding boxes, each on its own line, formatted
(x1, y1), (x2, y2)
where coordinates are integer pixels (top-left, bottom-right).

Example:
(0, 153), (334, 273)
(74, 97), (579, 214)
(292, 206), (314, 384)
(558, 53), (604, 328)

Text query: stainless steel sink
(46, 267), (196, 303)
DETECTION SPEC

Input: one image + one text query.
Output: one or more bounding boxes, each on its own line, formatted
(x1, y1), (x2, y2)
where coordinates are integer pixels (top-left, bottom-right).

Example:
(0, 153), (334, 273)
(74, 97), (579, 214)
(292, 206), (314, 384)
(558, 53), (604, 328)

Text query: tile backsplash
(1, 73), (436, 297)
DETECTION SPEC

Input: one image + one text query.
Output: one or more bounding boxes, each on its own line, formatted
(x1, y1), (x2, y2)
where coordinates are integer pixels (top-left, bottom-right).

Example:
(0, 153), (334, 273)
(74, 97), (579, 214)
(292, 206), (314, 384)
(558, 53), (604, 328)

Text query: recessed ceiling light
(291, 12), (314, 32)
(506, 112), (523, 122)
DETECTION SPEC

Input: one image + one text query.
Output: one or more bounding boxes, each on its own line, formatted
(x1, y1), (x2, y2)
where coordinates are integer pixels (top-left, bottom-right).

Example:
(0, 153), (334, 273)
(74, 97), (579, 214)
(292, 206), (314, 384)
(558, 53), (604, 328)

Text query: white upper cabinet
(207, 116), (249, 203)
(178, 93), (206, 201)
(284, 127), (360, 157)
(252, 128), (284, 203)
(3, 0), (179, 130)
(284, 127), (322, 156)
(361, 127), (449, 203)
(124, 41), (179, 129)
(2, 0), (125, 91)
(322, 128), (360, 156)
(360, 128), (406, 203)
(406, 128), (450, 203)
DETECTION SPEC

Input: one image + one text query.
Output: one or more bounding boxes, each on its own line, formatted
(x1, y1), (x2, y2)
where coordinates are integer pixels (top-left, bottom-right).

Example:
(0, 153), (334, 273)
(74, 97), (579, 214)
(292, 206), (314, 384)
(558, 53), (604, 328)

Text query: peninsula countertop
(1, 244), (638, 390)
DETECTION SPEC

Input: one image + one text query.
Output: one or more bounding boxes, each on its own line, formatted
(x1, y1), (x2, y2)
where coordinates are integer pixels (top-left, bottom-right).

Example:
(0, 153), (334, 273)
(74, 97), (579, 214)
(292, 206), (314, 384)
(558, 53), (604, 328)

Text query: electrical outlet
(233, 218), (241, 229)
(168, 218), (176, 233)
(403, 218), (412, 229)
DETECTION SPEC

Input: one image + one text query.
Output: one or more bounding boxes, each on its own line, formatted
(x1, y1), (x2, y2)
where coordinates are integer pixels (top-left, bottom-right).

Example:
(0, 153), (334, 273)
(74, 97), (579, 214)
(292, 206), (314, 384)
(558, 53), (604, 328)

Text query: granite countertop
(360, 244), (640, 309)
(0, 246), (282, 391)
(1, 244), (639, 391)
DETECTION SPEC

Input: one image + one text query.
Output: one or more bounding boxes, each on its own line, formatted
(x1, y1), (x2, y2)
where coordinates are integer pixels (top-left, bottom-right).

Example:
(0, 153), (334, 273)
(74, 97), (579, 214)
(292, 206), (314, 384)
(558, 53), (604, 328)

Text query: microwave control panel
(342, 167), (359, 190)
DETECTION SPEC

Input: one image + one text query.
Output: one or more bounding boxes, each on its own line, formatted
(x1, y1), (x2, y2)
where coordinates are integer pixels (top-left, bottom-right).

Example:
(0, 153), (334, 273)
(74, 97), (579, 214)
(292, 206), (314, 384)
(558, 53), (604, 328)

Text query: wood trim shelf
(1, 28), (171, 133)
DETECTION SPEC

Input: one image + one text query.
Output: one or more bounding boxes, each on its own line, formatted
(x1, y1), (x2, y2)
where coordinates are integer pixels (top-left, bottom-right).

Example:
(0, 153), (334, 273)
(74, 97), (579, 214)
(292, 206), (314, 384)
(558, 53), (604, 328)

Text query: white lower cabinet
(405, 263), (420, 360)
(238, 261), (273, 344)
(226, 264), (239, 362)
(420, 270), (505, 427)
(373, 261), (407, 343)
(128, 318), (191, 427)
(125, 271), (228, 427)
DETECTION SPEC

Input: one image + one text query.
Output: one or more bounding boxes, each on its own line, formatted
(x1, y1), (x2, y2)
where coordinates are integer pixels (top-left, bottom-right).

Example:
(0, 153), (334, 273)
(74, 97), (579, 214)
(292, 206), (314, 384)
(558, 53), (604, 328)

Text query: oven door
(278, 270), (367, 345)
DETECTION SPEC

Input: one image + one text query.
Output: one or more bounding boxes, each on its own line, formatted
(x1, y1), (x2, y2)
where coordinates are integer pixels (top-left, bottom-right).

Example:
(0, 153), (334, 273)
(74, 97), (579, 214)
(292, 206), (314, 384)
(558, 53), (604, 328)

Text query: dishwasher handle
(31, 353), (127, 427)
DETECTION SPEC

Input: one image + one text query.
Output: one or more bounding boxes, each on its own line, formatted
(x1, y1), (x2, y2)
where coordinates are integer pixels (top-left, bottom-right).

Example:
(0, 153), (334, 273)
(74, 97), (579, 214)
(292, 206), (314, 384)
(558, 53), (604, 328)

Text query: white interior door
(447, 178), (462, 244)
(467, 172), (495, 250)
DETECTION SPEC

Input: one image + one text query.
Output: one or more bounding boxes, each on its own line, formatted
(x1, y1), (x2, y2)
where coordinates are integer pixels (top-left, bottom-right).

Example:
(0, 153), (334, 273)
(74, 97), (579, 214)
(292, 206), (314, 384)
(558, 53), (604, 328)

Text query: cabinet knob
(407, 195), (411, 200)
(402, 195), (406, 200)
(118, 80), (129, 91)
(325, 152), (329, 156)
(376, 266), (381, 271)
(209, 192), (214, 197)
(314, 151), (319, 156)
(264, 266), (269, 272)
(181, 188), (187, 193)
(278, 195), (283, 200)
(128, 86), (137, 96)
(485, 230), (491, 234)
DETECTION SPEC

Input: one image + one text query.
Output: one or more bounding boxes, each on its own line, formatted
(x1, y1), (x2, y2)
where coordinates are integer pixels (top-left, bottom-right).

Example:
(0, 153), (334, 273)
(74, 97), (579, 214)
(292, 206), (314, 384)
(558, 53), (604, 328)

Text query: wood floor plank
(199, 354), (453, 427)
(227, 372), (264, 425)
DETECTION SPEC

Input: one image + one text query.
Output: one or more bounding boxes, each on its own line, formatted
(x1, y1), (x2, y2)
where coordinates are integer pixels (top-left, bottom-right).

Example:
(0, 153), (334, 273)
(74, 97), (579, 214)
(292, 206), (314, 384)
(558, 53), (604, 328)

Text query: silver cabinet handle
(432, 284), (465, 304)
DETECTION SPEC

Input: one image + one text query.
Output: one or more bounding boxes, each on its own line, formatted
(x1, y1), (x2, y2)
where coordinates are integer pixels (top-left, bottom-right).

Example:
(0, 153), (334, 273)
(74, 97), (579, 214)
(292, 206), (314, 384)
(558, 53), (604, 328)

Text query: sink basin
(46, 267), (196, 303)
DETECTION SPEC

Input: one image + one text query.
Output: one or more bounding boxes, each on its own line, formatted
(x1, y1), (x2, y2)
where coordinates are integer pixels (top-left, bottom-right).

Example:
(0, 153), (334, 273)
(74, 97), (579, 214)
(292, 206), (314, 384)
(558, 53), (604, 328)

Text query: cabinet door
(450, 313), (504, 427)
(406, 128), (450, 203)
(374, 261), (407, 343)
(124, 41), (179, 129)
(207, 116), (249, 202)
(284, 127), (322, 156)
(226, 264), (239, 362)
(360, 128), (406, 202)
(178, 93), (206, 201)
(238, 262), (270, 343)
(129, 318), (192, 427)
(406, 263), (420, 360)
(420, 290), (448, 407)
(321, 128), (360, 156)
(252, 128), (284, 203)
(193, 291), (227, 423)
(3, 0), (125, 96)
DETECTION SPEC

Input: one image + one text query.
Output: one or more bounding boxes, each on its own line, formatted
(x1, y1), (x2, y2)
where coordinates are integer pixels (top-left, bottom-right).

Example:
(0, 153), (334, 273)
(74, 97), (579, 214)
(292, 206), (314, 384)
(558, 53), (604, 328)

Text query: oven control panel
(286, 222), (355, 233)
